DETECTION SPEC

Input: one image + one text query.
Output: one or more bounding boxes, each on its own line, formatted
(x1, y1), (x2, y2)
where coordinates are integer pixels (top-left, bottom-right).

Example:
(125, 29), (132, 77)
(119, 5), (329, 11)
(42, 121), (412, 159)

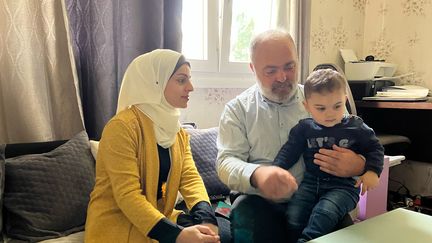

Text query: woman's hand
(176, 225), (220, 243)
(314, 145), (365, 177)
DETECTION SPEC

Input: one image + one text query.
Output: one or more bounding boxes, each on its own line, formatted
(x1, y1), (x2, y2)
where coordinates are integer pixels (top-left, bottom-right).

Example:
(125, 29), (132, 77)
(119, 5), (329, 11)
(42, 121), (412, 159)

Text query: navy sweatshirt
(274, 116), (384, 178)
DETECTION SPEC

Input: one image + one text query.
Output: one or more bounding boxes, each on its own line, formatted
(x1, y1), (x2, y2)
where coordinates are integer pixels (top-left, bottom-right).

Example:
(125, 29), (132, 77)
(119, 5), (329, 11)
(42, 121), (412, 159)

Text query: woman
(85, 49), (220, 243)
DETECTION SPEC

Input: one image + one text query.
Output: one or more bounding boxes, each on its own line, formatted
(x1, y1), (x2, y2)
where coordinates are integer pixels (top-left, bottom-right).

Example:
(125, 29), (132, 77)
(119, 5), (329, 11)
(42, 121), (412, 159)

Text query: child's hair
(304, 69), (347, 99)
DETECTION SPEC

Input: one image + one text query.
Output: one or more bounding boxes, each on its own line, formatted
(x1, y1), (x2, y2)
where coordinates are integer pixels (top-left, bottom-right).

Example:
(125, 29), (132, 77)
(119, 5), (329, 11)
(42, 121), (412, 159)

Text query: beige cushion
(89, 140), (99, 160)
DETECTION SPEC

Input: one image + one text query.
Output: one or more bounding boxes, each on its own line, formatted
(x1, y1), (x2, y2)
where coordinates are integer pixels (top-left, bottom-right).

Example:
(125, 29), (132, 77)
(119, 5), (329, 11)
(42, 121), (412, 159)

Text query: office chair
(312, 63), (411, 153)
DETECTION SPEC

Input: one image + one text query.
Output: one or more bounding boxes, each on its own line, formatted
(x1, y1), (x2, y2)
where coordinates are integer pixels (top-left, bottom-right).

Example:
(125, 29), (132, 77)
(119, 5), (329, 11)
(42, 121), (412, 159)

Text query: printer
(340, 49), (397, 100)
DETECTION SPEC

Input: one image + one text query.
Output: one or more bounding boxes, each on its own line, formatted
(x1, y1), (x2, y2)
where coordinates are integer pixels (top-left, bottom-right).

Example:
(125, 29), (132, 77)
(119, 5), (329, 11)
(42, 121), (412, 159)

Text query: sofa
(0, 127), (230, 243)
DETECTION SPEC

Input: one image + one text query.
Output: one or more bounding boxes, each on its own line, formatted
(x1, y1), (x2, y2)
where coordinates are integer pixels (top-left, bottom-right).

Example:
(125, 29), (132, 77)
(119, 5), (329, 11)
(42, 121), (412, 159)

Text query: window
(182, 0), (282, 85)
(182, 0), (218, 72)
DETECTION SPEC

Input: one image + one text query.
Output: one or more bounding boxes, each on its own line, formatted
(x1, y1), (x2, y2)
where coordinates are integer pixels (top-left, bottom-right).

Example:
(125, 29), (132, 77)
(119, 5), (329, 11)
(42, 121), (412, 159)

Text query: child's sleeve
(360, 123), (385, 176)
(273, 123), (306, 170)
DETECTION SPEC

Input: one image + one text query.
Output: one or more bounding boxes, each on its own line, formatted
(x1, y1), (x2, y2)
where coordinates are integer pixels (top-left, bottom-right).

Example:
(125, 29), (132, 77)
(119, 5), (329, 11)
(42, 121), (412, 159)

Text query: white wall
(180, 88), (246, 128)
(309, 0), (432, 89)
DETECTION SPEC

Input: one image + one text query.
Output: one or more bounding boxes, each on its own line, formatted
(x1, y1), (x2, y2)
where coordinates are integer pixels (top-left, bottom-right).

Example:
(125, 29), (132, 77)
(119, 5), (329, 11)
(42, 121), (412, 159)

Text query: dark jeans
(177, 210), (231, 243)
(286, 172), (360, 242)
(230, 193), (354, 243)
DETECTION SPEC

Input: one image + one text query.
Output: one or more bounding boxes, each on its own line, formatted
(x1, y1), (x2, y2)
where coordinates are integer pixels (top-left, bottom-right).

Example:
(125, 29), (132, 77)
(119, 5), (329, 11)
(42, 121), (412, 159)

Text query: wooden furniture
(355, 98), (432, 110)
(355, 99), (432, 162)
(310, 208), (432, 243)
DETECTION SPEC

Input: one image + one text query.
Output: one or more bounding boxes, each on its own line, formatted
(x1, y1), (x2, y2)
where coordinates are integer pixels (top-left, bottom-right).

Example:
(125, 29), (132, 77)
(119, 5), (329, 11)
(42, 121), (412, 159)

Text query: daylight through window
(182, 0), (279, 74)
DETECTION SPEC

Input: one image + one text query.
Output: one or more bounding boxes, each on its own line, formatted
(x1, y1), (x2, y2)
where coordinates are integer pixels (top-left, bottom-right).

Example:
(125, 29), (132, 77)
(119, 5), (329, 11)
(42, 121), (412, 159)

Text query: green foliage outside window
(231, 12), (254, 62)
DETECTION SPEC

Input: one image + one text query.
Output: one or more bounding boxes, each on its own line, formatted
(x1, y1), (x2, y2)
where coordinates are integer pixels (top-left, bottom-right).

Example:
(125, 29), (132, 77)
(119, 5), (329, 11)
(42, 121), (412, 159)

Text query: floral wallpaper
(364, 0), (432, 86)
(309, 0), (366, 71)
(180, 88), (245, 128)
(310, 0), (432, 89)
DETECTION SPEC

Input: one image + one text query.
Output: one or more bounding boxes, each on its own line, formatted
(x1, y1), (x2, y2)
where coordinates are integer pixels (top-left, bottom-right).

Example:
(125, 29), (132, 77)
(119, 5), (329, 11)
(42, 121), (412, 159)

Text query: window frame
(218, 0), (251, 74)
(183, 0), (290, 88)
(185, 0), (219, 73)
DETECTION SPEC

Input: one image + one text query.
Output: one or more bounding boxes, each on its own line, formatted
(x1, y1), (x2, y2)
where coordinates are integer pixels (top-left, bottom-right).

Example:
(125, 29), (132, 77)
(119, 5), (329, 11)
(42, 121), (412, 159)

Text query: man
(216, 29), (365, 242)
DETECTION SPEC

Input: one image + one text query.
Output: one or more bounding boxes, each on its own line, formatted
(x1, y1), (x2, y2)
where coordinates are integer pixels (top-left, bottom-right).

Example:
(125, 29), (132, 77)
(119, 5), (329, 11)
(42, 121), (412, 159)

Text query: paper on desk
(377, 85), (429, 98)
(385, 155), (405, 167)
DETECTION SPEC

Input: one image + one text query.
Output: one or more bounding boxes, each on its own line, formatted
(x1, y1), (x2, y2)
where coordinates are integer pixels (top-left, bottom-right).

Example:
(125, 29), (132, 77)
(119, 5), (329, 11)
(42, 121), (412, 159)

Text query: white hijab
(116, 49), (183, 148)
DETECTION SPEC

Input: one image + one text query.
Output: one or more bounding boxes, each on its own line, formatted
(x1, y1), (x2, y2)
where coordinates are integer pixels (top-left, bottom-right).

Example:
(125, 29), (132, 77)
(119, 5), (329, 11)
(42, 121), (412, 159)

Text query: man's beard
(259, 81), (297, 103)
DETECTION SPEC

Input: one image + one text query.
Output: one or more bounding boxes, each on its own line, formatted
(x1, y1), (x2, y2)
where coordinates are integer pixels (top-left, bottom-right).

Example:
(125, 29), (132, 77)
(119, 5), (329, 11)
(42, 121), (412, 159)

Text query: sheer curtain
(276, 0), (311, 84)
(0, 0), (84, 144)
(66, 0), (183, 139)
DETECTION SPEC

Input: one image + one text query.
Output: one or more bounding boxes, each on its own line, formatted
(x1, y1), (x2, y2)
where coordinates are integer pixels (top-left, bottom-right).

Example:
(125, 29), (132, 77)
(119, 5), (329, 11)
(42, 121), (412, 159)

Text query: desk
(355, 99), (432, 162)
(310, 208), (432, 243)
(355, 99), (432, 110)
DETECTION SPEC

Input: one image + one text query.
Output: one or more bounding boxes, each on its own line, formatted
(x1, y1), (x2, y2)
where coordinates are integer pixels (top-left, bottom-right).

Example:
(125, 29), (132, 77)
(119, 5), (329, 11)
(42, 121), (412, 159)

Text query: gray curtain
(287, 0), (311, 84)
(65, 0), (183, 139)
(275, 0), (311, 84)
(295, 0), (312, 84)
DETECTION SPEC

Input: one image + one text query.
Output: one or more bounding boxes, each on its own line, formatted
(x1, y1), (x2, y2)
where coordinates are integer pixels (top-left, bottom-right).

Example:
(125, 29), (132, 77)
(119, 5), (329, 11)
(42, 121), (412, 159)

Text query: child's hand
(355, 171), (379, 195)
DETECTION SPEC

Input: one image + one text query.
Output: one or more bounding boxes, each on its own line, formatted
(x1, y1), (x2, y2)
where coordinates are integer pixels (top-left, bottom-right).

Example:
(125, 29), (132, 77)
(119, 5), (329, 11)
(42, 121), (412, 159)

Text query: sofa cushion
(187, 127), (230, 200)
(3, 131), (95, 242)
(0, 144), (5, 237)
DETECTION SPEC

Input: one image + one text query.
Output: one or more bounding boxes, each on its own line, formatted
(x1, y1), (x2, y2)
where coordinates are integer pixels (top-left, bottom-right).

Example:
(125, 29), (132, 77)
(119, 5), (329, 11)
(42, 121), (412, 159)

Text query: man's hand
(314, 145), (365, 177)
(251, 165), (298, 200)
(201, 223), (219, 236)
(355, 171), (380, 195)
(176, 225), (220, 243)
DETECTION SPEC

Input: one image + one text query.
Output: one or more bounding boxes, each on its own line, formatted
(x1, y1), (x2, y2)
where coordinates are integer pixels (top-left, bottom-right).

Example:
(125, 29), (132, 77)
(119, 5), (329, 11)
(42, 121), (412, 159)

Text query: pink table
(358, 156), (403, 220)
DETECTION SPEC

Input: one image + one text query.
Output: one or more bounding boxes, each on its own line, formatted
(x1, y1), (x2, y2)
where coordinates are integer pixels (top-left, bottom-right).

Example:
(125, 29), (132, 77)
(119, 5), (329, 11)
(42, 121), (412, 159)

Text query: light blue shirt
(217, 84), (309, 195)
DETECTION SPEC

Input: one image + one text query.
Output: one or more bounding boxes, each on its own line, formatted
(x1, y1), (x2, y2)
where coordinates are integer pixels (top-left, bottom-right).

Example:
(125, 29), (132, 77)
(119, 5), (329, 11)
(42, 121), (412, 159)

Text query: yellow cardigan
(85, 106), (210, 243)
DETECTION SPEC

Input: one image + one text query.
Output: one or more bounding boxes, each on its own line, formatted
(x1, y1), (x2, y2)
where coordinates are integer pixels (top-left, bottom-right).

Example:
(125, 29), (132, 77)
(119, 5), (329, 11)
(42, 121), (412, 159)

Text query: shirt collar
(260, 87), (302, 107)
